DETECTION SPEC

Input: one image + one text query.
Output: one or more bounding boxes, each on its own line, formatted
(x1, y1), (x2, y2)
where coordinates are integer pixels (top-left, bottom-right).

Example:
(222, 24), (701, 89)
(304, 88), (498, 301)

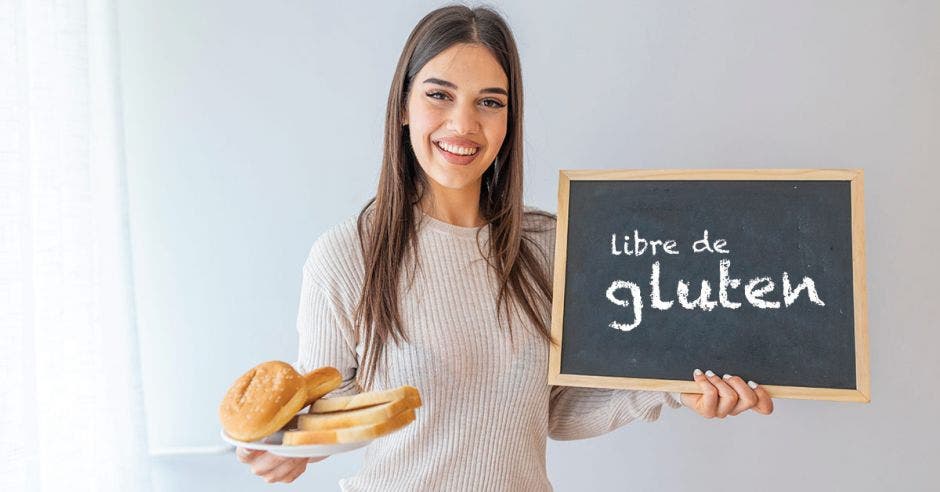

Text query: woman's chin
(425, 171), (482, 192)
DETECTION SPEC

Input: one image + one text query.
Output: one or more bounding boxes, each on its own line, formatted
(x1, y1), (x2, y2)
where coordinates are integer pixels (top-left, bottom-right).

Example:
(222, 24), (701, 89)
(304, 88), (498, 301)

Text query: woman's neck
(418, 181), (485, 228)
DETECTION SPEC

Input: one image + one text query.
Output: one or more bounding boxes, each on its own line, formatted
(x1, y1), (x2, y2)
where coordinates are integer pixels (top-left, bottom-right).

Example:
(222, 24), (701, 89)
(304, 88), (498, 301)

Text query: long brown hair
(353, 5), (557, 390)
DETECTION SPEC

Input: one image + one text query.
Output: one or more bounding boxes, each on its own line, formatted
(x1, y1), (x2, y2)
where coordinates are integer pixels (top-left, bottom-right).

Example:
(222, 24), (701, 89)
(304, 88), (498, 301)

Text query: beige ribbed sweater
(292, 206), (683, 491)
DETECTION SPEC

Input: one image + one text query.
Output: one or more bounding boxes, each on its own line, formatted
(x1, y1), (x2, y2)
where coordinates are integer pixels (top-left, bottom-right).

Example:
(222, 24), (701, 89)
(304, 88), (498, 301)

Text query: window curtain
(0, 0), (152, 490)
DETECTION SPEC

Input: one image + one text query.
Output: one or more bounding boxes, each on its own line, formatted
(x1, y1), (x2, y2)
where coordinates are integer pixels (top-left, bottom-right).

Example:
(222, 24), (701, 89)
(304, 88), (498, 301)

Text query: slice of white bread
(283, 407), (416, 445)
(310, 385), (421, 413)
(297, 396), (421, 431)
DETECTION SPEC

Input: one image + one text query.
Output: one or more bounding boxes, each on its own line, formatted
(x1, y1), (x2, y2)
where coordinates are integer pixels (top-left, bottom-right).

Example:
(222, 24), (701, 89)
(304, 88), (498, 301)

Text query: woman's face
(403, 43), (509, 195)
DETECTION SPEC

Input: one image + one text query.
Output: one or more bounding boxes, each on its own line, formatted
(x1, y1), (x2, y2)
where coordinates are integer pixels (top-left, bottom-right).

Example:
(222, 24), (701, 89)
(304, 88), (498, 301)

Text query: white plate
(220, 428), (372, 458)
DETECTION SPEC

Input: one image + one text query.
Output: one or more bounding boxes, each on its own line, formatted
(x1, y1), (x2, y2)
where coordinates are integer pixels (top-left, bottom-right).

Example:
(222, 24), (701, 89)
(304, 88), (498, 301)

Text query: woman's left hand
(679, 368), (774, 418)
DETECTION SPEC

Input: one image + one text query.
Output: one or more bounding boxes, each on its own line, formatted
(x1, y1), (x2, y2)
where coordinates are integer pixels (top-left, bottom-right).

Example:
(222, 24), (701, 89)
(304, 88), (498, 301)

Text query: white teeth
(436, 141), (478, 156)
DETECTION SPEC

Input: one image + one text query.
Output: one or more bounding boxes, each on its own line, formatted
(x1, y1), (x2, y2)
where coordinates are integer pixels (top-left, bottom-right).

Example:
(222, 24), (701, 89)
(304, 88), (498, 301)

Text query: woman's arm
(292, 259), (360, 399)
(548, 368), (774, 441)
(548, 386), (681, 441)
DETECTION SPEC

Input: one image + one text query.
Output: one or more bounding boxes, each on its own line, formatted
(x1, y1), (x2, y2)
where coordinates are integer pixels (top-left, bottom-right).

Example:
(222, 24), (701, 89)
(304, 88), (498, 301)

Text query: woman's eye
(426, 91), (505, 109)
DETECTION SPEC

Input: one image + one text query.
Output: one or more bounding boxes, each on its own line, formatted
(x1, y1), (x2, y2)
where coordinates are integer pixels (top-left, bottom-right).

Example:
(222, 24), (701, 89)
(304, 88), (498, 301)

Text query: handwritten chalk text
(610, 229), (729, 256)
(606, 259), (826, 331)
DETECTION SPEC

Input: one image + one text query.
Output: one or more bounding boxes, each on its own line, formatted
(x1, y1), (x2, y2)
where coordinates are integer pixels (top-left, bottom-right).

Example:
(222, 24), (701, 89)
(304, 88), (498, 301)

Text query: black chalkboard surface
(548, 169), (869, 402)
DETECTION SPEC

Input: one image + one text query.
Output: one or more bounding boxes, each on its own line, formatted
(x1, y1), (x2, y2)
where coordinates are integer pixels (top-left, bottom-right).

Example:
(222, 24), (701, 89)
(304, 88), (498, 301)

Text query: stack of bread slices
(284, 385), (422, 445)
(219, 361), (421, 446)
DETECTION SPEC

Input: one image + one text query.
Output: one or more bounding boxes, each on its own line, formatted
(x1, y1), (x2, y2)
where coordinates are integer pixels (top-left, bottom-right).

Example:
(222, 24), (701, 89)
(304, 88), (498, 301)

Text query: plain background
(117, 1), (939, 490)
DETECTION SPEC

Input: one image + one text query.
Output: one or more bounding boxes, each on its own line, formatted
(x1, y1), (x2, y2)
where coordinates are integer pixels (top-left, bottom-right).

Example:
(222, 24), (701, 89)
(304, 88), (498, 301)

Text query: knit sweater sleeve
(528, 207), (684, 441)
(548, 386), (683, 441)
(291, 231), (361, 399)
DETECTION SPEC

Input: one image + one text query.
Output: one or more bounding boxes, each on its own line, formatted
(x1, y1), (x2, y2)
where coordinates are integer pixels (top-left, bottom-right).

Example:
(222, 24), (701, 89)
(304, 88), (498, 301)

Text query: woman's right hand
(236, 446), (328, 484)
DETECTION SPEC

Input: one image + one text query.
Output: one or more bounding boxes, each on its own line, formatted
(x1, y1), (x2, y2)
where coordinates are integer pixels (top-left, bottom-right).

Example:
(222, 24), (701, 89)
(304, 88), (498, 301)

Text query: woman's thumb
(236, 447), (262, 462)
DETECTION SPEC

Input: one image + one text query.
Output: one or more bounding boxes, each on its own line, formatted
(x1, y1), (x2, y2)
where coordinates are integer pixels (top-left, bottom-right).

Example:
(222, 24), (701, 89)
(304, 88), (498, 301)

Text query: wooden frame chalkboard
(548, 169), (869, 402)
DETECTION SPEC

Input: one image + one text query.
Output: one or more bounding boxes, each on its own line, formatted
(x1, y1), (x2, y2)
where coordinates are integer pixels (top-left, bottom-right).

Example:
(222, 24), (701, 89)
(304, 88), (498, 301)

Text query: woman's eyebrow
(422, 77), (508, 96)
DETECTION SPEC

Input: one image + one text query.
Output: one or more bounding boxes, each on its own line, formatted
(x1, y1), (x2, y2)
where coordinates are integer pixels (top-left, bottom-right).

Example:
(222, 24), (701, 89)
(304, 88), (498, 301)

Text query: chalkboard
(547, 169), (869, 402)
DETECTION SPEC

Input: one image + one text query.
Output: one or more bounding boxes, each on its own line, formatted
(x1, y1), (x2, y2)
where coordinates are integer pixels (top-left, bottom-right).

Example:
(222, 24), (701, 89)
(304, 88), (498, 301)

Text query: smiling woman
(234, 4), (772, 490)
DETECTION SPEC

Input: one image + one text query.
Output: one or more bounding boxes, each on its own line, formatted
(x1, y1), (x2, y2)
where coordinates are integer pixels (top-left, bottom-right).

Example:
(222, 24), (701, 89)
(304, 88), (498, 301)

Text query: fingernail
(693, 368), (703, 376)
(748, 381), (758, 389)
(705, 370), (715, 377)
(722, 374), (732, 380)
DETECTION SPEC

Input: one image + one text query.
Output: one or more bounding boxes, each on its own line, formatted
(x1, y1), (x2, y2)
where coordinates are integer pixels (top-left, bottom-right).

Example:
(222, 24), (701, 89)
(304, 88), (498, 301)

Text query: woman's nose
(446, 102), (481, 135)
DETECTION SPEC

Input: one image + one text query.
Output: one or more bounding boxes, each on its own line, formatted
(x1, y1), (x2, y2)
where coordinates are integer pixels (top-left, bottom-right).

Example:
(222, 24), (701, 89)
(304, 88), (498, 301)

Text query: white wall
(117, 0), (939, 490)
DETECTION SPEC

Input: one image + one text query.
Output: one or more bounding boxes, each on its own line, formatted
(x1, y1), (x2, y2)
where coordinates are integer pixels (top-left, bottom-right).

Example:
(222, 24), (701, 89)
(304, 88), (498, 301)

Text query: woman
(237, 5), (773, 488)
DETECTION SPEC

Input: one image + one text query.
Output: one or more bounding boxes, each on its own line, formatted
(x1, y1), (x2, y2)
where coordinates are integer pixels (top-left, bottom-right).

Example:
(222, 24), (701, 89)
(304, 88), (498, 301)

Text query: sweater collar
(414, 205), (490, 240)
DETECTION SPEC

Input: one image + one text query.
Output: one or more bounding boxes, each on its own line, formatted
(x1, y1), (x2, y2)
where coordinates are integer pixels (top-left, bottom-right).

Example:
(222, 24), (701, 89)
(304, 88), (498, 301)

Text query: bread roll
(219, 361), (341, 442)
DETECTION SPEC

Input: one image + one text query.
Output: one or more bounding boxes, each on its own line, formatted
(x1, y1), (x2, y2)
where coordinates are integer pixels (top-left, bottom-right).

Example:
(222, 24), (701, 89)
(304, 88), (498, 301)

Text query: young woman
(237, 5), (774, 488)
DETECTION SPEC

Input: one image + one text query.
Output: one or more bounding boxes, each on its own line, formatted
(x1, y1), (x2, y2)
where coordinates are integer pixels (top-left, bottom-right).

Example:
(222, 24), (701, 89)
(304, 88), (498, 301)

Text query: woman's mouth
(433, 139), (479, 166)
